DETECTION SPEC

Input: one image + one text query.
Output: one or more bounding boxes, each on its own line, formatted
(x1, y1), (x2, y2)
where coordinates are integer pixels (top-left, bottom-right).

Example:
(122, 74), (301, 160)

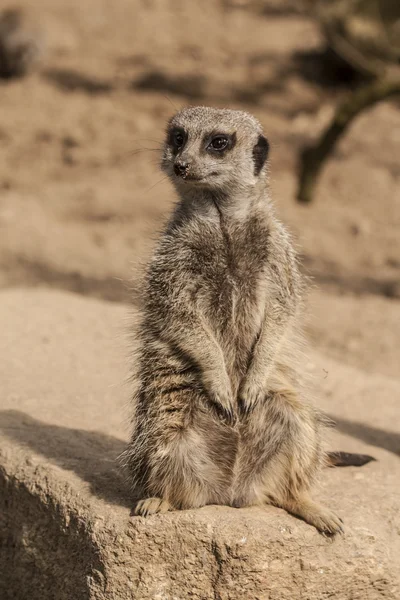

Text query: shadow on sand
(331, 415), (400, 457)
(0, 409), (132, 508)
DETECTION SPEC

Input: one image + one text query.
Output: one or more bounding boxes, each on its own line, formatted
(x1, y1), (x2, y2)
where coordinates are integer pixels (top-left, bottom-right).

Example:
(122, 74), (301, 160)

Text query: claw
(211, 400), (237, 427)
(222, 406), (238, 427)
(132, 497), (171, 517)
(226, 408), (238, 427)
(238, 396), (257, 417)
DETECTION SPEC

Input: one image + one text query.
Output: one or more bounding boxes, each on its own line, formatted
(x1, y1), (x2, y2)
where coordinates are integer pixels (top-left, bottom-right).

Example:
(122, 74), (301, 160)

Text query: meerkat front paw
(239, 378), (266, 415)
(203, 369), (237, 426)
(210, 390), (237, 426)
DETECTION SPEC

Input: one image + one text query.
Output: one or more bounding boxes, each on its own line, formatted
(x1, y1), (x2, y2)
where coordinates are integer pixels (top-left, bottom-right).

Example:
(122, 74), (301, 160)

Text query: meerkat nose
(174, 160), (190, 177)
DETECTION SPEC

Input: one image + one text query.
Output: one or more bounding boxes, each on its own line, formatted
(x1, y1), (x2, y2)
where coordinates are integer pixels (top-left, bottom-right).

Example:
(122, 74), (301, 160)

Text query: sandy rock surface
(0, 289), (399, 600)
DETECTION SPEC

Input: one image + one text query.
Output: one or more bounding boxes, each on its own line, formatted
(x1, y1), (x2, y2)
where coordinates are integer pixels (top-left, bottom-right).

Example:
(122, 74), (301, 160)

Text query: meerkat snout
(161, 106), (270, 193)
(174, 159), (190, 178)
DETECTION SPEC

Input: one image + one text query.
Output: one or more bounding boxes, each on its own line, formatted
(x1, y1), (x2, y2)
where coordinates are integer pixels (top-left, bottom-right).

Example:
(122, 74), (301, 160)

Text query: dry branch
(297, 76), (400, 203)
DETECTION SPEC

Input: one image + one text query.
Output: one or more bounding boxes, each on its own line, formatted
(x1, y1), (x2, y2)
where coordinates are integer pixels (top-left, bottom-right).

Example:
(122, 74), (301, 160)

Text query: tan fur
(121, 107), (343, 534)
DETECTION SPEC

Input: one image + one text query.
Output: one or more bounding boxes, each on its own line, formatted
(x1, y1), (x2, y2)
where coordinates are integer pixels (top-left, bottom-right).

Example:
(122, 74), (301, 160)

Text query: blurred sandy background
(0, 0), (399, 385)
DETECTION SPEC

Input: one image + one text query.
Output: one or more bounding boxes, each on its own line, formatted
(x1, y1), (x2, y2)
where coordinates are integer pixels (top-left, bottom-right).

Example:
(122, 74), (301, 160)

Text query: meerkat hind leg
(238, 386), (344, 535)
(277, 494), (344, 535)
(132, 497), (172, 517)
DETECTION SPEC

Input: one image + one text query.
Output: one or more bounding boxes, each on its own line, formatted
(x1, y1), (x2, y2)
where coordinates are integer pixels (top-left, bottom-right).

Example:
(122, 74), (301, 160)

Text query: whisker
(162, 94), (179, 112)
(130, 138), (164, 146)
(126, 148), (161, 157)
(145, 175), (169, 194)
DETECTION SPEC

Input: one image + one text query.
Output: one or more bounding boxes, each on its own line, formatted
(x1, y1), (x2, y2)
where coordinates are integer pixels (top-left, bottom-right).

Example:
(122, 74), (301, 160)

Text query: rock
(0, 289), (399, 599)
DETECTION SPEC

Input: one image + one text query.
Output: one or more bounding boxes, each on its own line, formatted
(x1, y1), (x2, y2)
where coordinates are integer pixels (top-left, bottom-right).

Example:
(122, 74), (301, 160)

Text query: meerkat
(121, 106), (374, 534)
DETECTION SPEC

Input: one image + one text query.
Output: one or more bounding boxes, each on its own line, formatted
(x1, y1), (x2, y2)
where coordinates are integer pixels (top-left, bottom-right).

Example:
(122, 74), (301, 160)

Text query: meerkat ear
(252, 135), (269, 176)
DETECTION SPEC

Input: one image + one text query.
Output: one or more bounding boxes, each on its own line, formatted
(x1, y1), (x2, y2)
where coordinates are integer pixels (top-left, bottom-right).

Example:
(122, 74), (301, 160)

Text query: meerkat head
(161, 107), (269, 195)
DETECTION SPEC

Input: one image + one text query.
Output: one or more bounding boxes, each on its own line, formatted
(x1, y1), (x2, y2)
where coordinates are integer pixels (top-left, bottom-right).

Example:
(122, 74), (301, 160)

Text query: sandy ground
(0, 1), (399, 378)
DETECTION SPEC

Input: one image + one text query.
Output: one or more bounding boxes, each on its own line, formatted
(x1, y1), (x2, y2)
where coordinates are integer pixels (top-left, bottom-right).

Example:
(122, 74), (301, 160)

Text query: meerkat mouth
(177, 174), (205, 183)
(177, 171), (220, 183)
(182, 175), (202, 181)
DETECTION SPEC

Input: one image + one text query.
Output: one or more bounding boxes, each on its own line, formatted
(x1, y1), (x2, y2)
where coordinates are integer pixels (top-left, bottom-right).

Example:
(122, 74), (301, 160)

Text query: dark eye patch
(167, 127), (187, 154)
(203, 131), (236, 156)
(252, 135), (269, 175)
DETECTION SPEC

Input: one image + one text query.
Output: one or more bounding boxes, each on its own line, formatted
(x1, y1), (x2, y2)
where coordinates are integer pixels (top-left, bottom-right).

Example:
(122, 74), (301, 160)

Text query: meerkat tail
(327, 451), (376, 467)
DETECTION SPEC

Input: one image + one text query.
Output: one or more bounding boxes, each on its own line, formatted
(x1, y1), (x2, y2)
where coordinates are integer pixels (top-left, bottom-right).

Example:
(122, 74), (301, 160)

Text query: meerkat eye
(168, 128), (186, 152)
(174, 131), (184, 148)
(209, 135), (229, 151)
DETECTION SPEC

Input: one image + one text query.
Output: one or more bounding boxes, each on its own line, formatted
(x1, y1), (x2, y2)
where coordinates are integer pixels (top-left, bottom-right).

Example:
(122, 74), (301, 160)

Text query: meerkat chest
(188, 220), (270, 333)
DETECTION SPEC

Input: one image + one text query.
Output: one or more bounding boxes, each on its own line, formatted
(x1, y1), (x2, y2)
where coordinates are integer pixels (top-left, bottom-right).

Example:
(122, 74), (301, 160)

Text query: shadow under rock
(0, 409), (132, 508)
(332, 415), (400, 457)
